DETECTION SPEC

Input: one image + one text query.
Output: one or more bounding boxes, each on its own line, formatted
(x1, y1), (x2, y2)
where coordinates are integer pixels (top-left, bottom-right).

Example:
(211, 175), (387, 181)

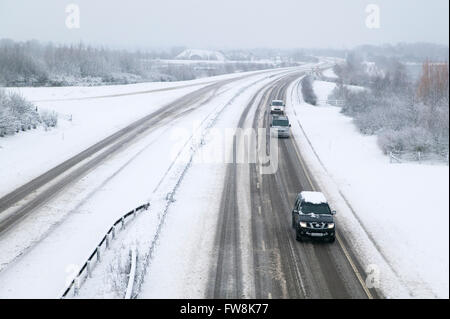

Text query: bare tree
(301, 76), (317, 105)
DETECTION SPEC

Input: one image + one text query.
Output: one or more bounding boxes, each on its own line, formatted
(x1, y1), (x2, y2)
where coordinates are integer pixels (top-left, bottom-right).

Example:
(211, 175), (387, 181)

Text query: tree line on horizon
(0, 40), (288, 87)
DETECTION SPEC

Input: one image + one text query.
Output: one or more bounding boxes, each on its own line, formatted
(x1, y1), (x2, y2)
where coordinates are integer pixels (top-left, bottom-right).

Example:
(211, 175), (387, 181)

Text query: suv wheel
(329, 236), (336, 243)
(296, 230), (304, 242)
(291, 215), (296, 228)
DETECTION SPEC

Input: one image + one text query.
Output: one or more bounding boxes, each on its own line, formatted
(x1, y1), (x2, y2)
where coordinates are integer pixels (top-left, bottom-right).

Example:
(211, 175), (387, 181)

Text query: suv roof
(300, 191), (327, 204)
(272, 115), (288, 120)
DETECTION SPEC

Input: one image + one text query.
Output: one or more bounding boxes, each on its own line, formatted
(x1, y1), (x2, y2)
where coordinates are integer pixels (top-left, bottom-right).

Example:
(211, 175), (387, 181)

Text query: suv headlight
(299, 222), (307, 228)
(327, 223), (335, 229)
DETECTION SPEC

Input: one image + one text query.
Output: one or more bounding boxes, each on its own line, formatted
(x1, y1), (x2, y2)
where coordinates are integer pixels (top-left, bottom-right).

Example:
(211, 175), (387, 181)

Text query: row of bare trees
(301, 76), (317, 105)
(417, 60), (449, 107)
(0, 40), (283, 87)
(329, 54), (449, 156)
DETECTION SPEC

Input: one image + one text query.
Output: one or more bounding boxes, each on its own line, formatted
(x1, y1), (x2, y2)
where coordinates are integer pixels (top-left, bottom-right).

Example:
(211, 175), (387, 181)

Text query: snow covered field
(287, 79), (449, 298)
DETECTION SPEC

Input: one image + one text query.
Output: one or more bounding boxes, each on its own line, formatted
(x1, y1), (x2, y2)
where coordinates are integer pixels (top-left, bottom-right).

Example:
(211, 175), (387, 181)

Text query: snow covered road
(0, 67), (306, 298)
(71, 63), (374, 300)
(1, 62), (415, 300)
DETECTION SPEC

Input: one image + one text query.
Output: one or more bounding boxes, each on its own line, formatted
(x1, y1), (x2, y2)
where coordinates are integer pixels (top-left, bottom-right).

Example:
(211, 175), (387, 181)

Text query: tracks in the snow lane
(210, 73), (379, 299)
(209, 73), (298, 298)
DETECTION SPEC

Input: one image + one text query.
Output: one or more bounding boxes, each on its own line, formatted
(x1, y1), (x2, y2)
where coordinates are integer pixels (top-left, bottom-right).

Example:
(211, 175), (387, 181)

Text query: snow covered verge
(287, 78), (449, 298)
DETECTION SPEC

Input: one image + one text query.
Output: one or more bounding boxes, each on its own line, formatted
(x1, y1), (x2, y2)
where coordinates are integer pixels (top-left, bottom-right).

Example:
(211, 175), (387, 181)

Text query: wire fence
(389, 151), (449, 164)
(61, 202), (150, 299)
(317, 99), (345, 106)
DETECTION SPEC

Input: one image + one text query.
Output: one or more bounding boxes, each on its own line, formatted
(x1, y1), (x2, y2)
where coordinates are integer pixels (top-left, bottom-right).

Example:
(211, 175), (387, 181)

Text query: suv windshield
(272, 101), (283, 106)
(300, 202), (331, 215)
(272, 119), (289, 126)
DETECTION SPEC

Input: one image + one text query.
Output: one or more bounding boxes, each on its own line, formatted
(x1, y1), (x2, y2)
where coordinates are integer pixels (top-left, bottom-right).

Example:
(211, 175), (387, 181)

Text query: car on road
(270, 99), (285, 115)
(292, 191), (336, 242)
(270, 115), (291, 138)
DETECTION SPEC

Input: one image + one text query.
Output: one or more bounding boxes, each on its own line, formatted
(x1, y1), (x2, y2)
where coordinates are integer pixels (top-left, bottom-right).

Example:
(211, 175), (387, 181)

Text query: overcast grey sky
(0, 0), (448, 50)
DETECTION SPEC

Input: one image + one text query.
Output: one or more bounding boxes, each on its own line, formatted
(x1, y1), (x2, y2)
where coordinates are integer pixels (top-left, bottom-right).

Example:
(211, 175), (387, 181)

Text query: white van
(270, 100), (285, 115)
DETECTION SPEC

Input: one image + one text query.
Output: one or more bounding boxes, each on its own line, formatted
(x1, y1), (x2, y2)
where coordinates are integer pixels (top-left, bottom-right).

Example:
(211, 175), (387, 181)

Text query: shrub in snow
(378, 129), (403, 154)
(329, 54), (449, 158)
(401, 127), (435, 153)
(301, 76), (317, 105)
(355, 109), (386, 135)
(0, 89), (39, 136)
(7, 92), (40, 130)
(40, 109), (58, 128)
(0, 107), (16, 136)
(332, 53), (371, 86)
(341, 90), (374, 116)
(378, 127), (435, 154)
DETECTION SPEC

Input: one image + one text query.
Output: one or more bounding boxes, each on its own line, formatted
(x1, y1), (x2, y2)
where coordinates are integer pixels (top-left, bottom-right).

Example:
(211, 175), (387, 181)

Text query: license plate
(310, 233), (324, 237)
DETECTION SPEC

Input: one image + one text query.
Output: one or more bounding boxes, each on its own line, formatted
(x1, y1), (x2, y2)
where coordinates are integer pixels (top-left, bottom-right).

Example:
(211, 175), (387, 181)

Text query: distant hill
(175, 49), (226, 61)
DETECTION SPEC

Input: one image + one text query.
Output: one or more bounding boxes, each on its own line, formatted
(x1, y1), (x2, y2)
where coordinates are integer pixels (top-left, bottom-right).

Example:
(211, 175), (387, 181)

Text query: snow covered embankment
(287, 78), (449, 298)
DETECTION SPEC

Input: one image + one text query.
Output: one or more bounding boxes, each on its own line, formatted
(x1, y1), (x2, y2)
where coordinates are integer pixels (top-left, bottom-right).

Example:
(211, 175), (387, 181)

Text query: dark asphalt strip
(209, 74), (303, 298)
(255, 77), (369, 298)
(208, 75), (291, 298)
(250, 76), (309, 299)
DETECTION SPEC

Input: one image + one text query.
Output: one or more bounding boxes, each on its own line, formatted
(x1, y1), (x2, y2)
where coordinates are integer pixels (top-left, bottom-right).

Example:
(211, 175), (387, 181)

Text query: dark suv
(291, 191), (336, 242)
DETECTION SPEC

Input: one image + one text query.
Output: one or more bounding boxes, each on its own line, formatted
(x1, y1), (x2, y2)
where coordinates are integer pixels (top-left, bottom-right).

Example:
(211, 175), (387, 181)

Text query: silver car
(270, 115), (291, 138)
